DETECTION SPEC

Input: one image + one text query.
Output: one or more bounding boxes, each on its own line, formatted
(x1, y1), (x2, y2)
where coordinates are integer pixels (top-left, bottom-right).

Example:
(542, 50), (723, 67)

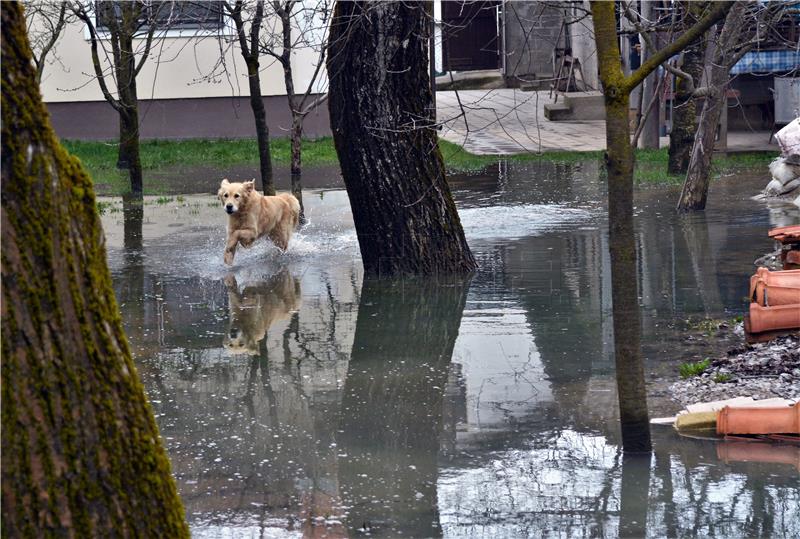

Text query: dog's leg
(223, 274), (238, 290)
(224, 230), (258, 264)
(224, 234), (239, 265)
(269, 230), (289, 252)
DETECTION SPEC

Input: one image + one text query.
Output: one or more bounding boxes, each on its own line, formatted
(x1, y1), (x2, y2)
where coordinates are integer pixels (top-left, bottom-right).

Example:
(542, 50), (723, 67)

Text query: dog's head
(218, 178), (255, 215)
(223, 326), (259, 355)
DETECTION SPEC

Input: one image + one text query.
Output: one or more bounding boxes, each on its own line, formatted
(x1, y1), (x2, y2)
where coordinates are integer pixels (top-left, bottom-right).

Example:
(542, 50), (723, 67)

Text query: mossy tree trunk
(590, 0), (732, 453)
(1, 3), (188, 536)
(667, 2), (708, 175)
(327, 1), (476, 276)
(226, 0), (275, 195)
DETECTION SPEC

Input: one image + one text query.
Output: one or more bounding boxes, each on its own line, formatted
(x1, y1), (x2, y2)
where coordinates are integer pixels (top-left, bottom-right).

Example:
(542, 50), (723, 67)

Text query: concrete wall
(502, 1), (564, 82)
(567, 1), (598, 90)
(46, 95), (330, 140)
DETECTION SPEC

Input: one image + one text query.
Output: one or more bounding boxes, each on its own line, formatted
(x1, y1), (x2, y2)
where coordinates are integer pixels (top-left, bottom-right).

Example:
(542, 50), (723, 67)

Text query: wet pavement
(436, 89), (780, 155)
(101, 160), (800, 538)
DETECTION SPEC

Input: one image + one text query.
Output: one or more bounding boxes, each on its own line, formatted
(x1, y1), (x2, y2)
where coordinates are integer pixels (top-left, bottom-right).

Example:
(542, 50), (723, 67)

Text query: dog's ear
(244, 180), (255, 192)
(221, 178), (230, 186)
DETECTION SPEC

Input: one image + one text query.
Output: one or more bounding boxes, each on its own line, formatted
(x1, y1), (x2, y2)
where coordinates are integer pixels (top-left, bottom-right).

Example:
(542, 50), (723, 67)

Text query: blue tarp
(731, 49), (800, 74)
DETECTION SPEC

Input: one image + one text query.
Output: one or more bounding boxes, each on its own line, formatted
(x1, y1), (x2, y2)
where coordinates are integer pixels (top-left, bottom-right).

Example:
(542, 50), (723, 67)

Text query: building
(31, 1), (330, 141)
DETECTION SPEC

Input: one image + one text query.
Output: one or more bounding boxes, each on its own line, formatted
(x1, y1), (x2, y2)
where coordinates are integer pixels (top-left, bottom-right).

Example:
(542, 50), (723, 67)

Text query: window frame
(82, 1), (235, 41)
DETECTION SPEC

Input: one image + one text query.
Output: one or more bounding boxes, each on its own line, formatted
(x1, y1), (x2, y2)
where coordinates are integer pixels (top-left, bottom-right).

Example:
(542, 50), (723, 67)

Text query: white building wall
(32, 3), (329, 103)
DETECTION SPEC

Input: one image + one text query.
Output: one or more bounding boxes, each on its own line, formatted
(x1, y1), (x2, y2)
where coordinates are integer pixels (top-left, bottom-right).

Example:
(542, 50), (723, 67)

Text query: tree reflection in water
(338, 276), (471, 537)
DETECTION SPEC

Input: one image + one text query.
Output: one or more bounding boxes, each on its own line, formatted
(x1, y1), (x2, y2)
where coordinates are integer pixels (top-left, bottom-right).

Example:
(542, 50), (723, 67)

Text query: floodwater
(101, 160), (800, 538)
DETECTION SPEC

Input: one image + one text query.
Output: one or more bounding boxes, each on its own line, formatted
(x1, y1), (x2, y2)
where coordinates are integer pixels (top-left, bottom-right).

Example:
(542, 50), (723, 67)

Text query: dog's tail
(281, 193), (301, 228)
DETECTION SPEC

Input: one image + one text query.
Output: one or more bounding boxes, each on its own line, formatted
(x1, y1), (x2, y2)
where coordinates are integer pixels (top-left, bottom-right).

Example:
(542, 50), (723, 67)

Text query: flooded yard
(100, 160), (800, 537)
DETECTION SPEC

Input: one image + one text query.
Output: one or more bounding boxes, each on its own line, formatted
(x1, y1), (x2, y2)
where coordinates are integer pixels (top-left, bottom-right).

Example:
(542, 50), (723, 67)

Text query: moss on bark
(1, 3), (189, 536)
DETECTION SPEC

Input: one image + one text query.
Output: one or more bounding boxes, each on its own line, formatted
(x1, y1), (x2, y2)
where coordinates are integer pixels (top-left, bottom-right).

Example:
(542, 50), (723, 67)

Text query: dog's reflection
(223, 270), (301, 355)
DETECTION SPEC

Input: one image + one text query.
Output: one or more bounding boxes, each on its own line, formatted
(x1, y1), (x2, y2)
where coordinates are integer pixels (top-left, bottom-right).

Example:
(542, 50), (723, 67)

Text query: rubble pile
(671, 335), (800, 406)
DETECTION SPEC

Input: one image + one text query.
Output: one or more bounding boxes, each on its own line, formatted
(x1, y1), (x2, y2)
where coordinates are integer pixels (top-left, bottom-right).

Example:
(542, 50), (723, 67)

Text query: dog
(218, 179), (300, 265)
(223, 271), (301, 355)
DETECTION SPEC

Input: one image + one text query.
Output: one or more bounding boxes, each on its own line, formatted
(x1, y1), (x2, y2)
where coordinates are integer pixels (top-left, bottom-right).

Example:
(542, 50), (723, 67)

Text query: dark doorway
(442, 1), (501, 71)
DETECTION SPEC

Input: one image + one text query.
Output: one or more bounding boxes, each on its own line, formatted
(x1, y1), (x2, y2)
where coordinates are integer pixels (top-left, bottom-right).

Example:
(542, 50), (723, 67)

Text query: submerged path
(437, 89), (779, 155)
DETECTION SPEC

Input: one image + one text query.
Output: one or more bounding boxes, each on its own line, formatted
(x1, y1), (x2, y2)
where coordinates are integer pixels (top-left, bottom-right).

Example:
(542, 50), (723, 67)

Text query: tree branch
(72, 4), (122, 112)
(133, 5), (160, 77)
(33, 2), (68, 83)
(624, 1), (733, 93)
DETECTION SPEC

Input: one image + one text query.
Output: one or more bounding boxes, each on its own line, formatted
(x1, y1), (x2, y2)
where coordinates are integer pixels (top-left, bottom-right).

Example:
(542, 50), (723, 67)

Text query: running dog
(218, 179), (300, 265)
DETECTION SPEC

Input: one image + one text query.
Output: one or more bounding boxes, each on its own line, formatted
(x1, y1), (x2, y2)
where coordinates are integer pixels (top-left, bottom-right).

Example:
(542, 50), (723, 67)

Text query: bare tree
(667, 1), (709, 174)
(677, 1), (788, 211)
(221, 0), (275, 195)
(204, 0), (330, 205)
(2, 2), (188, 534)
(70, 0), (173, 198)
(23, 0), (73, 83)
(259, 0), (330, 177)
(590, 0), (732, 453)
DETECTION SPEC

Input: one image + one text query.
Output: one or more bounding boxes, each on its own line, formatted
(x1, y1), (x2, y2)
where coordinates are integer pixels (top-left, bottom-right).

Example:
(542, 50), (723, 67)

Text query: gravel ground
(670, 333), (800, 406)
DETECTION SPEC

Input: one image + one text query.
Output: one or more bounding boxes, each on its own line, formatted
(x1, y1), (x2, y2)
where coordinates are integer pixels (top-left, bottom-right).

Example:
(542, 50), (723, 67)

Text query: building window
(95, 1), (224, 34)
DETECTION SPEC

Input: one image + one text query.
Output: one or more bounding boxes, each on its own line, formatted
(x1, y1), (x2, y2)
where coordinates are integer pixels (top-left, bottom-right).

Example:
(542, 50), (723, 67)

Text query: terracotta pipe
(769, 225), (800, 244)
(716, 440), (800, 471)
(717, 405), (800, 435)
(752, 282), (800, 306)
(749, 268), (800, 302)
(748, 302), (800, 333)
(768, 225), (800, 238)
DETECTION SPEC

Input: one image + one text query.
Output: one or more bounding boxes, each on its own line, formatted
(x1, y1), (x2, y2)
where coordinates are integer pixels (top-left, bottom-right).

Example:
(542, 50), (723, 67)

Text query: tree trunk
(591, 1), (652, 454)
(667, 41), (705, 174)
(327, 1), (476, 276)
(338, 277), (469, 535)
(247, 60), (275, 195)
(118, 108), (143, 196)
(675, 84), (725, 210)
(114, 8), (144, 197)
(1, 4), (188, 536)
(605, 92), (652, 453)
(676, 2), (747, 211)
(290, 116), (302, 175)
(291, 172), (306, 225)
(638, 0), (660, 149)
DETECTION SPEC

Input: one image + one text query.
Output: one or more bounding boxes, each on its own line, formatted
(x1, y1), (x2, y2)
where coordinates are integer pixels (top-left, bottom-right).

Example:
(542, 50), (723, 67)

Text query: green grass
(65, 137), (774, 195)
(679, 358), (711, 379)
(63, 137), (338, 174)
(713, 373), (732, 383)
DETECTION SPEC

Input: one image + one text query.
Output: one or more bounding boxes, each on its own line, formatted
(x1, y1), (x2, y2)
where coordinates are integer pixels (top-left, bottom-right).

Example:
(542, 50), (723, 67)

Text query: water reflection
(101, 162), (800, 537)
(222, 271), (301, 355)
(619, 454), (651, 537)
(339, 277), (470, 537)
(122, 194), (143, 253)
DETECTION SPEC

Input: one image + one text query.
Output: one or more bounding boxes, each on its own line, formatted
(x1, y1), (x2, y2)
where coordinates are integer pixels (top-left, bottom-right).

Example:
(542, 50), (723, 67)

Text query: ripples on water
(103, 162), (800, 538)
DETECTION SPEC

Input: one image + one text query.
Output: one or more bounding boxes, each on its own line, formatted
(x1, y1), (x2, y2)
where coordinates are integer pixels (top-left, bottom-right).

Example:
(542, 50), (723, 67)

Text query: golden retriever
(218, 179), (300, 265)
(223, 271), (301, 355)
